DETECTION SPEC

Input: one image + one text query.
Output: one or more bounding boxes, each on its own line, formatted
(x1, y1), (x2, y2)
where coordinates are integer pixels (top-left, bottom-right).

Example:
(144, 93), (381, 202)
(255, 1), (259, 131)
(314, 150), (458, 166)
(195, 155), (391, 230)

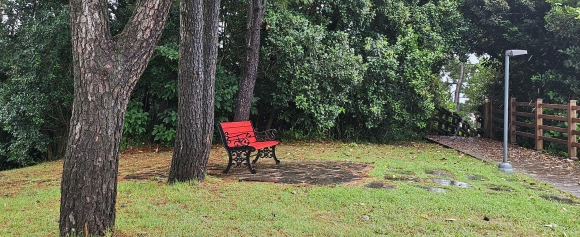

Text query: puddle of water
(452, 181), (470, 188)
(467, 174), (486, 181)
(425, 170), (455, 179)
(432, 178), (452, 186)
(432, 178), (470, 188)
(424, 187), (446, 193)
(364, 181), (397, 189)
(394, 170), (417, 176)
(528, 186), (550, 192)
(384, 172), (419, 182)
(541, 195), (580, 205)
(487, 185), (514, 192)
(385, 175), (418, 182)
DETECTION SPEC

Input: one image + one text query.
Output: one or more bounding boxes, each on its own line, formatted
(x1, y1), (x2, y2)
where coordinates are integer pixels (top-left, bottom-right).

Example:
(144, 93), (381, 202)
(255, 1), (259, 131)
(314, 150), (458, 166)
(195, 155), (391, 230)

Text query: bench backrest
(217, 121), (257, 147)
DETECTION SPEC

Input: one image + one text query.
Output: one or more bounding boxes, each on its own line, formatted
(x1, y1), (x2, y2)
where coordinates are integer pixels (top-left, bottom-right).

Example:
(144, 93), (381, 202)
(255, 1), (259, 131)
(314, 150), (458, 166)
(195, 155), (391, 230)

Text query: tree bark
(233, 0), (266, 121)
(59, 0), (172, 236)
(454, 62), (465, 111)
(168, 0), (220, 183)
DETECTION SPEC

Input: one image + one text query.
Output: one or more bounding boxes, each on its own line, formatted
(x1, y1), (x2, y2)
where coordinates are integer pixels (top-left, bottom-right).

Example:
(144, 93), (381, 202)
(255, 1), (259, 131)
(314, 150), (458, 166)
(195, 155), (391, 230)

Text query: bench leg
(223, 151), (235, 174)
(272, 146), (280, 164)
(223, 149), (256, 174)
(244, 151), (257, 174)
(252, 152), (260, 164)
(253, 146), (280, 165)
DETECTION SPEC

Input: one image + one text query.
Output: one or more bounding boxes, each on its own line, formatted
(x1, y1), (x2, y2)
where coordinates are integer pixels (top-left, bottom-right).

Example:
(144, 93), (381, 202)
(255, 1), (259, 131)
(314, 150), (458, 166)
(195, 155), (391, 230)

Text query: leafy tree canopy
(0, 0), (72, 169)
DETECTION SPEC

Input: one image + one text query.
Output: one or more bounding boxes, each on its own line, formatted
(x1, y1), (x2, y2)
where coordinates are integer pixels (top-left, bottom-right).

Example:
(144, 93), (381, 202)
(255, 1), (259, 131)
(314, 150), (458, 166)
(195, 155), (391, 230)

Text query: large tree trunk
(59, 0), (172, 236)
(168, 0), (220, 183)
(233, 0), (266, 121)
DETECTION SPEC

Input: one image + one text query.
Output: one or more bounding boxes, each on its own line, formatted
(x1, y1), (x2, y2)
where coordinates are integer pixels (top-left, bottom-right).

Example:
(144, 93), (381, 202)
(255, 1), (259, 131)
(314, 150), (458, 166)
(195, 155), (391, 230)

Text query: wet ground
(120, 137), (580, 200)
(425, 135), (580, 198)
(206, 161), (372, 185)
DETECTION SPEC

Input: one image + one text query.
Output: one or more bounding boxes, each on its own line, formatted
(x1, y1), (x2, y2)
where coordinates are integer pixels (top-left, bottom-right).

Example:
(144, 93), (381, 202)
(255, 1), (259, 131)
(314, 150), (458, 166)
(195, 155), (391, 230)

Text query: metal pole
(499, 53), (514, 173)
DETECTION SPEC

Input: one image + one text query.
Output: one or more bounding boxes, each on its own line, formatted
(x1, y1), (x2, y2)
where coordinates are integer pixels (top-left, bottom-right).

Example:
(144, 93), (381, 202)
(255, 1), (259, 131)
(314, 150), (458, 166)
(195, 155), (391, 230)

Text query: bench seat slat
(249, 141), (280, 150)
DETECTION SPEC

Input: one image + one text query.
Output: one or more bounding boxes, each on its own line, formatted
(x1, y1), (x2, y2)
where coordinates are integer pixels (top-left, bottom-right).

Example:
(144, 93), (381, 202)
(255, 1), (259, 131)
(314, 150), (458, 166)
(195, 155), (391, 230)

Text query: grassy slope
(1, 141), (579, 236)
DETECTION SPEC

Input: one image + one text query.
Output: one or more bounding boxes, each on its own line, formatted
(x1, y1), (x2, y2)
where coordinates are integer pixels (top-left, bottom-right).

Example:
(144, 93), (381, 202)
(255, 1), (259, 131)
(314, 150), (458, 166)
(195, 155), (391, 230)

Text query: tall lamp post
(499, 49), (527, 173)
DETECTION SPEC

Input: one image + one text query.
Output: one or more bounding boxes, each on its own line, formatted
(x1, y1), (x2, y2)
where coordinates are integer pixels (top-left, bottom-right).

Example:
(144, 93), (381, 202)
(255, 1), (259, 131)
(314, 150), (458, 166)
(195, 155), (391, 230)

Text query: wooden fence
(482, 98), (579, 160)
(430, 107), (476, 137)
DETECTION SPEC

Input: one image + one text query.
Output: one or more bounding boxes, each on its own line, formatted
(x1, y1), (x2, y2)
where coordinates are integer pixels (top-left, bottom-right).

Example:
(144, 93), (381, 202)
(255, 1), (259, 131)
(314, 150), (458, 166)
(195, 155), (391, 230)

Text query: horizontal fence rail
(430, 107), (476, 137)
(483, 98), (578, 160)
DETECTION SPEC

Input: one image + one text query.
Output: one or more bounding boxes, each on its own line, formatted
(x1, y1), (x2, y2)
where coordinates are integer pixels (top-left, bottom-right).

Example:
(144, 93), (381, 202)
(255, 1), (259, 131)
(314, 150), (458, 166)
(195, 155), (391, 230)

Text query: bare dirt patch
(1, 144), (373, 197)
(206, 160), (372, 185)
(122, 149), (372, 186)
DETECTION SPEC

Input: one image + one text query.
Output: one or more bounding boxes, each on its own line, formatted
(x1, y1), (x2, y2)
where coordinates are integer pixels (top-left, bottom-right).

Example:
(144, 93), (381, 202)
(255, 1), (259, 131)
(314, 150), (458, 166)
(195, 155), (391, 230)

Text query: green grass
(1, 141), (579, 236)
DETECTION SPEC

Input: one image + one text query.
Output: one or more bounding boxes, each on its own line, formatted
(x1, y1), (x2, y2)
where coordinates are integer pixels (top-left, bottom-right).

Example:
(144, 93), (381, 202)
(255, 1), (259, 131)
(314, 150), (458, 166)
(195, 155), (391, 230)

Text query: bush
(0, 2), (73, 169)
(152, 109), (178, 146)
(122, 101), (151, 147)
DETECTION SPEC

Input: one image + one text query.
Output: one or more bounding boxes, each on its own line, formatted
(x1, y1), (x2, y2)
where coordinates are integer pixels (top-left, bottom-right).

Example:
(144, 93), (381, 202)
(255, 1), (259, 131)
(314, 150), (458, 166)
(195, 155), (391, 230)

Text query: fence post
(568, 100), (577, 159)
(489, 100), (495, 139)
(535, 99), (543, 151)
(510, 98), (516, 144)
(487, 98), (495, 138)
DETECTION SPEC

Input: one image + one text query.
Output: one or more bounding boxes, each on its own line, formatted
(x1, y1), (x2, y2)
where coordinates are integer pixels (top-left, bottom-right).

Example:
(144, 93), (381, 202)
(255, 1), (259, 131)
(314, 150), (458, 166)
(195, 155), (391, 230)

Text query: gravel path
(426, 135), (580, 198)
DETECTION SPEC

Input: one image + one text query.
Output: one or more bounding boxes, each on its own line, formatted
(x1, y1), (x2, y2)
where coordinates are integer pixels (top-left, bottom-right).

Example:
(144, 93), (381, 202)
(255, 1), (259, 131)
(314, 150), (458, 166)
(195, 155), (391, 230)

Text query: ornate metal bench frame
(216, 121), (280, 174)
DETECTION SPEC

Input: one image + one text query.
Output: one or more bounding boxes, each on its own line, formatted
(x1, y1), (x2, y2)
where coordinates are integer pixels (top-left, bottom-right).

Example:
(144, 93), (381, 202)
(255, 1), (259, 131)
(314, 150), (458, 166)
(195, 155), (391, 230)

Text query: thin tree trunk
(59, 0), (172, 235)
(168, 0), (220, 183)
(454, 62), (465, 111)
(233, 0), (266, 121)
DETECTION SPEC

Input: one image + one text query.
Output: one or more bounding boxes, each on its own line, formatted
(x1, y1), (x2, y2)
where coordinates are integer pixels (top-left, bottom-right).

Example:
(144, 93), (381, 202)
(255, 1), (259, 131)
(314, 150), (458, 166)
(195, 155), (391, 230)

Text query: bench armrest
(254, 129), (277, 141)
(224, 132), (252, 147)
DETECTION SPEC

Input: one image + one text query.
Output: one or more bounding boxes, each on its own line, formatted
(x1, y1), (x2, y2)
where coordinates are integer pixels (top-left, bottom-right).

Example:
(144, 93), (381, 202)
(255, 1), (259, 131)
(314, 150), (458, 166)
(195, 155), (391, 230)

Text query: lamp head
(506, 50), (527, 57)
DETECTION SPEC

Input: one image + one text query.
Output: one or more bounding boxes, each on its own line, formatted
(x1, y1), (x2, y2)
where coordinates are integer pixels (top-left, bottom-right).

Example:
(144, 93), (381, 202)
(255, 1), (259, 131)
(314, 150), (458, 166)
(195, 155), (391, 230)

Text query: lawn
(1, 141), (579, 236)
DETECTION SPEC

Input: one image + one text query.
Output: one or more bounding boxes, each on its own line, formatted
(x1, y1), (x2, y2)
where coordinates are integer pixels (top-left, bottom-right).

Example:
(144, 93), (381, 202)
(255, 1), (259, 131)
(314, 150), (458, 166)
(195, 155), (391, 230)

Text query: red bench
(216, 121), (280, 174)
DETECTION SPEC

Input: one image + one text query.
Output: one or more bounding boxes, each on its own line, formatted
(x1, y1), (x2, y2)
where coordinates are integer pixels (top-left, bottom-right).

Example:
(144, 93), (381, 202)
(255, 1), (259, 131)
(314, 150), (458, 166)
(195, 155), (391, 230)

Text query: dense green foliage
(124, 0), (468, 143)
(460, 0), (580, 155)
(261, 8), (366, 133)
(0, 1), (72, 169)
(543, 0), (580, 101)
(463, 0), (579, 104)
(460, 58), (502, 114)
(257, 0), (466, 141)
(4, 0), (579, 168)
(0, 0), (468, 168)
